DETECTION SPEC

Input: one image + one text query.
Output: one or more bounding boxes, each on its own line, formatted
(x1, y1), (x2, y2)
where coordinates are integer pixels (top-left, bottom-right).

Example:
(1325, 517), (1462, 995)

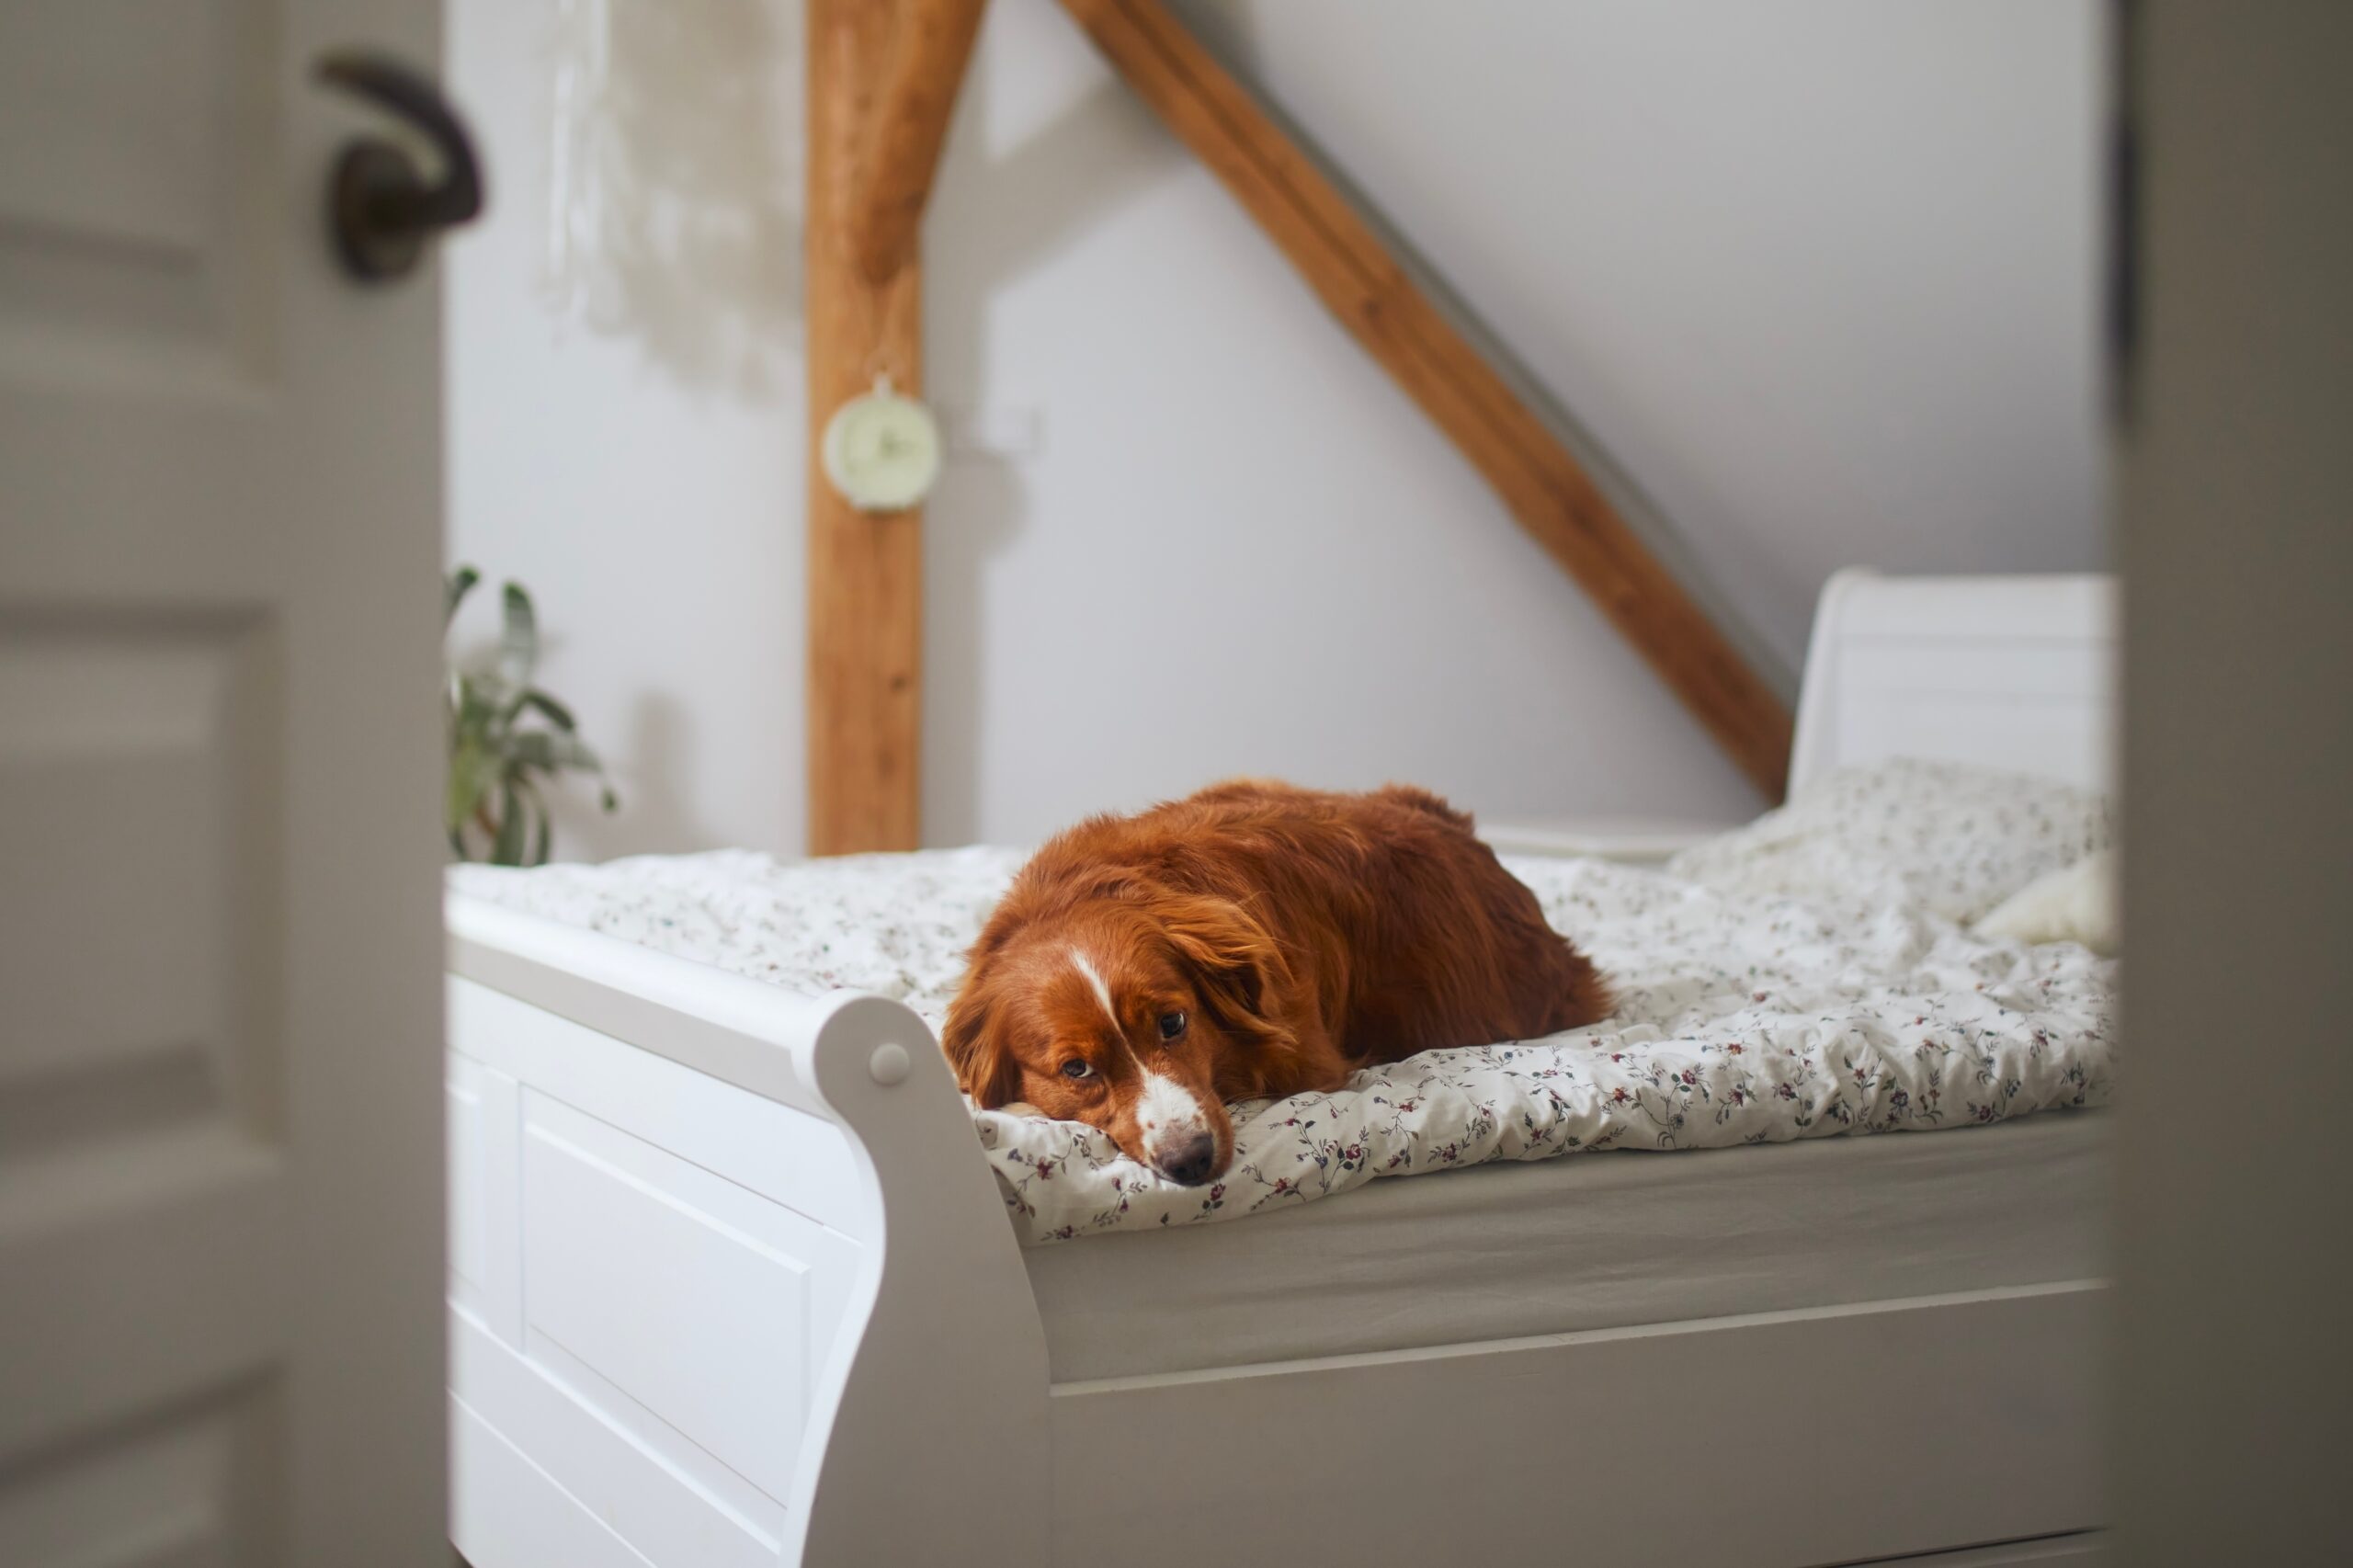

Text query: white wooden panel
(452, 1312), (783, 1568)
(444, 963), (1052, 1568)
(0, 1383), (277, 1568)
(1829, 639), (2111, 790)
(0, 0), (277, 390)
(0, 618), (291, 1469)
(0, 3), (215, 249)
(1830, 682), (2111, 792)
(520, 1091), (857, 1510)
(447, 1053), (523, 1342)
(450, 1395), (657, 1568)
(448, 1063), (488, 1303)
(0, 1131), (285, 1459)
(446, 904), (850, 1128)
(1051, 1283), (2105, 1568)
(1844, 640), (2112, 700)
(449, 975), (867, 1236)
(1789, 572), (2117, 794)
(0, 622), (273, 1128)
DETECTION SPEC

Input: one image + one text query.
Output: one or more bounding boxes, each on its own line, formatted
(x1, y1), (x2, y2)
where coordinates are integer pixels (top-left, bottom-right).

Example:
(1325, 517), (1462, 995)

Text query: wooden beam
(848, 0), (991, 283)
(1056, 0), (1794, 799)
(809, 0), (926, 853)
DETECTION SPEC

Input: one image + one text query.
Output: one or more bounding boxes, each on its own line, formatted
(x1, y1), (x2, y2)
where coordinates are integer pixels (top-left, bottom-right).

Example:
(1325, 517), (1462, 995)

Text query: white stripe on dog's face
(1067, 947), (1205, 1143)
(1069, 948), (1120, 1033)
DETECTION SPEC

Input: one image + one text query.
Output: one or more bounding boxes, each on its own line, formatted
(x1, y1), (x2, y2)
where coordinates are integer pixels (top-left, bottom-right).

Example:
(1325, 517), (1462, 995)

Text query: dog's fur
(942, 779), (1611, 1184)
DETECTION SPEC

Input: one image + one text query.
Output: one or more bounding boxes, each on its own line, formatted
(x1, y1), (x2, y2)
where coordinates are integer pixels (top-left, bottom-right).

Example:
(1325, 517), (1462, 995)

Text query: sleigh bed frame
(446, 571), (2118, 1568)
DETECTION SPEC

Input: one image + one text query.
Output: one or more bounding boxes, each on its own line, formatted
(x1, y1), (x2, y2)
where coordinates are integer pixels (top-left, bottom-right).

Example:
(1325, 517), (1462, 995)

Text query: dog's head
(942, 886), (1293, 1185)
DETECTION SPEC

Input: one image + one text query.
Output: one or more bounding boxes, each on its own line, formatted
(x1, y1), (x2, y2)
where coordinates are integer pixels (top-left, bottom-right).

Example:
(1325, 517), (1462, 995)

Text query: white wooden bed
(446, 570), (2117, 1568)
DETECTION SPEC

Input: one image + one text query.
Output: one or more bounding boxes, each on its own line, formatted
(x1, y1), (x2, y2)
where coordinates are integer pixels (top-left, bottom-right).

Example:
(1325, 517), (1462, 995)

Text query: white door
(0, 3), (450, 1563)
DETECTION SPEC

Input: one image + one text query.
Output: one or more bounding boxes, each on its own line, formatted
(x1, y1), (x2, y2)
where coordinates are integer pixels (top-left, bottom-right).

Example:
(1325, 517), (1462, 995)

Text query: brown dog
(942, 780), (1610, 1184)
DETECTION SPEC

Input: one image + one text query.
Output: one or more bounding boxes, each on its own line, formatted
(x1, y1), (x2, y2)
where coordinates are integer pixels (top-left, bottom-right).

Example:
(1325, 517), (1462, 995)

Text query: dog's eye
(1060, 1059), (1094, 1080)
(1157, 1011), (1187, 1040)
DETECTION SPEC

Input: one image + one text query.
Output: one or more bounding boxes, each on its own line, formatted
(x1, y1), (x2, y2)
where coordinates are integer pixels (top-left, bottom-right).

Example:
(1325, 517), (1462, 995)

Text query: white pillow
(1974, 849), (2118, 955)
(1666, 757), (2113, 924)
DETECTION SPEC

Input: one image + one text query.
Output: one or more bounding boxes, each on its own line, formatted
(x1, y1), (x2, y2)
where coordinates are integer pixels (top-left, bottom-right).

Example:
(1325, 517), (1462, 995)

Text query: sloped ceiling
(448, 0), (2109, 856)
(1171, 0), (2109, 675)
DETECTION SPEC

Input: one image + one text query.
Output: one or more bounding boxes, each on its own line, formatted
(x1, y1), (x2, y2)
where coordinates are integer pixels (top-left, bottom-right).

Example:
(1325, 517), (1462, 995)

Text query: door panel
(0, 1), (447, 1562)
(0, 1384), (281, 1568)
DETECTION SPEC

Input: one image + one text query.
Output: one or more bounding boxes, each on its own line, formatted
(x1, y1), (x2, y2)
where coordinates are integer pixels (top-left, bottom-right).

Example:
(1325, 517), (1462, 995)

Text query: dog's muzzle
(1151, 1131), (1219, 1186)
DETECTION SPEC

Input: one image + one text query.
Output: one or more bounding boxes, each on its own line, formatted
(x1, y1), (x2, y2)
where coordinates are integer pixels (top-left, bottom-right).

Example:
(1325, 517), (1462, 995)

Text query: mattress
(450, 758), (2118, 1244)
(1026, 1108), (2109, 1382)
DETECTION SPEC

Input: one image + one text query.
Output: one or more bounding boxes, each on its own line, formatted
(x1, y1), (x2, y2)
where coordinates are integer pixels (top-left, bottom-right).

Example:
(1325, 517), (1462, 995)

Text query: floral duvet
(450, 760), (2116, 1245)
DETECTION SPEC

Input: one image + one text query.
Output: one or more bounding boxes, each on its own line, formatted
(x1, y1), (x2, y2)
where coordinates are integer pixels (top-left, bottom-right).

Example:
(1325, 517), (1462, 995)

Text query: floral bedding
(450, 759), (2117, 1245)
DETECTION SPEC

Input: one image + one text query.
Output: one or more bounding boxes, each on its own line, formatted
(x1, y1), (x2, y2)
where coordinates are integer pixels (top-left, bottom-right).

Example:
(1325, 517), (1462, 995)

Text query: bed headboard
(1787, 570), (2118, 796)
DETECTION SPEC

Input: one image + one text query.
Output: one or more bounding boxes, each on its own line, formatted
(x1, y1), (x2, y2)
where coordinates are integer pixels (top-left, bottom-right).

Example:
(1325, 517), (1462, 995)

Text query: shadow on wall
(921, 32), (1192, 844)
(540, 0), (803, 399)
(545, 690), (727, 861)
(443, 610), (729, 859)
(1171, 0), (1265, 73)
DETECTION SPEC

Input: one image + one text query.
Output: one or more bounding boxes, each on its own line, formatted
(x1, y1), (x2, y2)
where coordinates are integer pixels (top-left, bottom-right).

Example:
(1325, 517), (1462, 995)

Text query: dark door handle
(314, 51), (484, 282)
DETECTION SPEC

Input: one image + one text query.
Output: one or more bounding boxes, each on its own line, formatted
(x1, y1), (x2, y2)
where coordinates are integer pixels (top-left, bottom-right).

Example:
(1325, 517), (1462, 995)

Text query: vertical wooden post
(809, 0), (926, 854)
(849, 0), (992, 283)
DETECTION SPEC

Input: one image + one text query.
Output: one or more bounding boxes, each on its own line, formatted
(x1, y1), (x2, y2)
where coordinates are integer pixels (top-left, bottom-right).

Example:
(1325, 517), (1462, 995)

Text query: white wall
(447, 0), (807, 859)
(448, 0), (2105, 859)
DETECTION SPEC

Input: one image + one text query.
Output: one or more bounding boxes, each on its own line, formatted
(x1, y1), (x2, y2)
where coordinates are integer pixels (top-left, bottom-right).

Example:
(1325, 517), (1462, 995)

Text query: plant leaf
(519, 778), (552, 867)
(452, 674), (497, 743)
(509, 729), (601, 775)
(445, 574), (613, 855)
(497, 582), (539, 689)
(491, 778), (528, 866)
(511, 687), (577, 731)
(445, 737), (496, 835)
(444, 564), (481, 627)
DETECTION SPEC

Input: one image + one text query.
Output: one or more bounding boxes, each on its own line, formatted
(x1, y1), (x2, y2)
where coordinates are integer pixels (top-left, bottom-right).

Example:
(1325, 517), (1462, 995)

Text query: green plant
(445, 566), (617, 865)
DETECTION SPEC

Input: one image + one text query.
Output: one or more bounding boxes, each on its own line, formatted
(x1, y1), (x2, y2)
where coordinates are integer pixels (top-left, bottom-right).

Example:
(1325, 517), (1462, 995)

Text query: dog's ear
(941, 986), (1021, 1108)
(1150, 892), (1296, 1051)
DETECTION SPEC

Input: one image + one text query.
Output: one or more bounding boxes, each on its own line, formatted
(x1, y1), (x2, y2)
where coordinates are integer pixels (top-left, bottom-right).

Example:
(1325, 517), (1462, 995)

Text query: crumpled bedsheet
(450, 760), (2115, 1244)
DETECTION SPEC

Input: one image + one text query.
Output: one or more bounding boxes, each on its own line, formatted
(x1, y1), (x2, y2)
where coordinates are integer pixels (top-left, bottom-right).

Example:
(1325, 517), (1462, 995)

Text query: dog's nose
(1153, 1131), (1219, 1186)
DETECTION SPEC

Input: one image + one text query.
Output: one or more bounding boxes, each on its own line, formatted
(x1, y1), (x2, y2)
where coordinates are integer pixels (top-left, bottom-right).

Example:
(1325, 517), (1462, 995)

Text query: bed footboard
(444, 894), (1050, 1568)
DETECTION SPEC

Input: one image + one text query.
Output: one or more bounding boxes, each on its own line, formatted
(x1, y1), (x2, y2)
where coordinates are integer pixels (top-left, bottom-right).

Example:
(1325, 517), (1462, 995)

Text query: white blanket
(451, 761), (2116, 1245)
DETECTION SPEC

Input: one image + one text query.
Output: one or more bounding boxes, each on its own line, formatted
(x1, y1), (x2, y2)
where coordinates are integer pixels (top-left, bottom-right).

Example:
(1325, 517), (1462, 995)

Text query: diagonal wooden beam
(848, 0), (991, 283)
(1056, 0), (1793, 798)
(809, 0), (926, 854)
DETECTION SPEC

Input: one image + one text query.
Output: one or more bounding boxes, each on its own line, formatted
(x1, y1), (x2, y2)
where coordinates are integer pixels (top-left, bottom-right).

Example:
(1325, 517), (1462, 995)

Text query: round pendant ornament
(822, 377), (943, 513)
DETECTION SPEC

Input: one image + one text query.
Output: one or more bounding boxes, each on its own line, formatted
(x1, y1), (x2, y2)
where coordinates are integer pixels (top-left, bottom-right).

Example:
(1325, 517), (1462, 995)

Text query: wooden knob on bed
(869, 1043), (911, 1086)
